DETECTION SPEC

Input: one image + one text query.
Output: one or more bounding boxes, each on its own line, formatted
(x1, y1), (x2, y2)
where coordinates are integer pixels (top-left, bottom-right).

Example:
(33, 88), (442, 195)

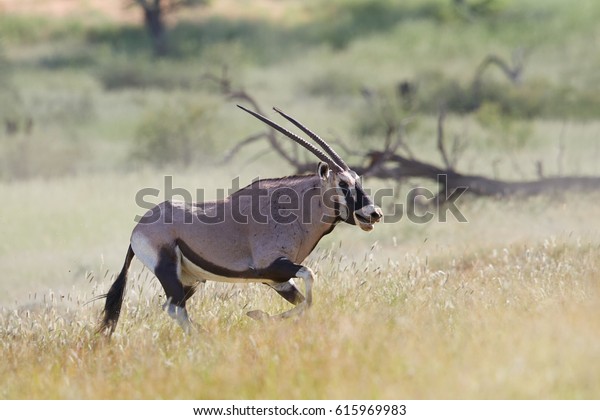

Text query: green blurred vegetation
(132, 98), (216, 167)
(0, 0), (599, 180)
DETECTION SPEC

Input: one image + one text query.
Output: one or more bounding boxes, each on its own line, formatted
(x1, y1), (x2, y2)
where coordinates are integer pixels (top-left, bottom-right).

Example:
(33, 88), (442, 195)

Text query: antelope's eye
(339, 181), (348, 188)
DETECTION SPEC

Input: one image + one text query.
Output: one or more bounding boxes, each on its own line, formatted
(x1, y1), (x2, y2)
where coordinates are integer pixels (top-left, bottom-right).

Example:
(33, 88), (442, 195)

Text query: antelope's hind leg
(153, 246), (193, 333)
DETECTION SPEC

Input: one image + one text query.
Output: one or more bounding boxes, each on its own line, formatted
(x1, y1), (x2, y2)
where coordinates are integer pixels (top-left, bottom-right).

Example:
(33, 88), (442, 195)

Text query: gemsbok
(98, 105), (383, 334)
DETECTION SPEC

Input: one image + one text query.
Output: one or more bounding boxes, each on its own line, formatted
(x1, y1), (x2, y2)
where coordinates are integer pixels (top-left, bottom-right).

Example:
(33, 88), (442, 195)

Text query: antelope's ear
(317, 162), (331, 181)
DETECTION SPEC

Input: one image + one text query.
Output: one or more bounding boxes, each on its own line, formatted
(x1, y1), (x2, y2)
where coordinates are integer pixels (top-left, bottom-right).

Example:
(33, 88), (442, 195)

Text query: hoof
(246, 310), (270, 321)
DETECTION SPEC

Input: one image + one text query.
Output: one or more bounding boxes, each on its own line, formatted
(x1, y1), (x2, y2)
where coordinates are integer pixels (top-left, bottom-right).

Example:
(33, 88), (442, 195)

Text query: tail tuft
(97, 246), (135, 336)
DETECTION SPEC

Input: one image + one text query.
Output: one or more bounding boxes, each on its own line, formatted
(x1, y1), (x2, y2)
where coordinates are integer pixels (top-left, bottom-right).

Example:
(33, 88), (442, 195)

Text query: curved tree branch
(205, 68), (309, 172)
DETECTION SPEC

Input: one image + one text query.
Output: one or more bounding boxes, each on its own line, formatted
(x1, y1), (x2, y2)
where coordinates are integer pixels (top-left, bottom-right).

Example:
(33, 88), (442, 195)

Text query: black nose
(371, 210), (383, 221)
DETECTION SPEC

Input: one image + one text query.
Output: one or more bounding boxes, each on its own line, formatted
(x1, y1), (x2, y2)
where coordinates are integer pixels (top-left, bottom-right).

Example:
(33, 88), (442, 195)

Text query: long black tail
(97, 245), (135, 335)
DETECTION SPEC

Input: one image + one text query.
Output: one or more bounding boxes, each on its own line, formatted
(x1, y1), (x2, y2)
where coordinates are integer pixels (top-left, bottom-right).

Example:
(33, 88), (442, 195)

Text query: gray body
(133, 175), (335, 285)
(98, 106), (382, 334)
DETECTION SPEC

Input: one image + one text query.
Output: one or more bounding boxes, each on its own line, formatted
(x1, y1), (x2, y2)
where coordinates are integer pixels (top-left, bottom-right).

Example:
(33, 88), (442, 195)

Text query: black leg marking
(257, 257), (303, 281)
(248, 258), (313, 321)
(154, 246), (194, 333)
(183, 285), (197, 303)
(268, 281), (305, 305)
(155, 246), (186, 307)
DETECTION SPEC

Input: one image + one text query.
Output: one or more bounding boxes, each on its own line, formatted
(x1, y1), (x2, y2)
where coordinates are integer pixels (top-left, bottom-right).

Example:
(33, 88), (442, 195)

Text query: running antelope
(98, 105), (383, 334)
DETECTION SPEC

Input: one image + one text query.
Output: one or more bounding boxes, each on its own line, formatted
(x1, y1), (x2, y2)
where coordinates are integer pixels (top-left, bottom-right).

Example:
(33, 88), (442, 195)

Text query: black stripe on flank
(176, 239), (303, 282)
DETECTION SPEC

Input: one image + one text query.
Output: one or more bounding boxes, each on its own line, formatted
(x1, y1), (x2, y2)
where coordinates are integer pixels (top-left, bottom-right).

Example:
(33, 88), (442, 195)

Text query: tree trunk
(363, 152), (600, 198)
(143, 1), (168, 56)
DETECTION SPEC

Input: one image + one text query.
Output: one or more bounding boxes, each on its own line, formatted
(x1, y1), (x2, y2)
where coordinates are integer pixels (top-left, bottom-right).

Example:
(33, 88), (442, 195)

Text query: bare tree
(472, 49), (528, 97)
(205, 68), (318, 173)
(130, 0), (207, 56)
(213, 71), (600, 201)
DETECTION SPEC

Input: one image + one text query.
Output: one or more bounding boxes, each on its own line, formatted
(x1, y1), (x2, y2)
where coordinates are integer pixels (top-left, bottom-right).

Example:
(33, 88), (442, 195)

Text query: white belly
(176, 246), (271, 286)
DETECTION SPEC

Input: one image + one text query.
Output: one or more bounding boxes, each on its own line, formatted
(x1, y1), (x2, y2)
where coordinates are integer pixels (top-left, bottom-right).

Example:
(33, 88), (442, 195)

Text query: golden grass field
(1, 169), (599, 399)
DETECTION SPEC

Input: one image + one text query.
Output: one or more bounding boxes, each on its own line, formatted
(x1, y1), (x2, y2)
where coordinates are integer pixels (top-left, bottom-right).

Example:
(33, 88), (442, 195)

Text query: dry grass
(1, 235), (599, 399)
(1, 167), (600, 399)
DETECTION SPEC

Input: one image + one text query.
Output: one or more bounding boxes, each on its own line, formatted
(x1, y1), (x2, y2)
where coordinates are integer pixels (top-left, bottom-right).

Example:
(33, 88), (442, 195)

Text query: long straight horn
(237, 105), (344, 173)
(273, 107), (349, 171)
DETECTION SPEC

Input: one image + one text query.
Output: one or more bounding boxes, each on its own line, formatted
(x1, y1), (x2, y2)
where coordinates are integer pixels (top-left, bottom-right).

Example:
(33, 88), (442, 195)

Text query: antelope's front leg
(294, 267), (314, 307)
(247, 259), (315, 320)
(271, 267), (314, 320)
